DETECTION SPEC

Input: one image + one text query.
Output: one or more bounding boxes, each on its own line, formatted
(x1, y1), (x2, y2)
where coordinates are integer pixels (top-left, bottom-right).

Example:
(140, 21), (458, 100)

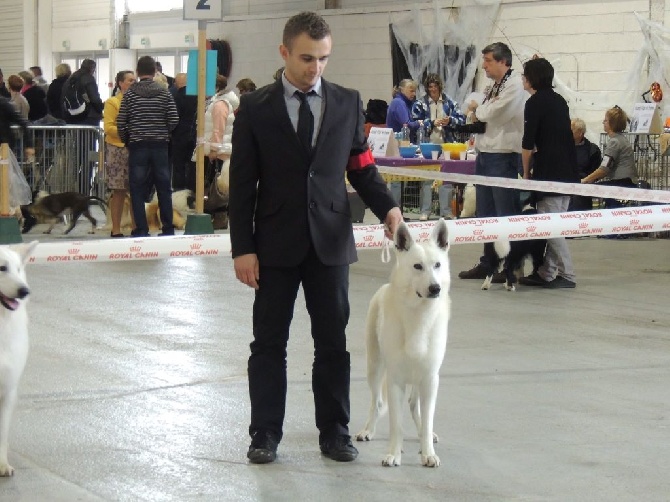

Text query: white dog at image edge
(356, 219), (450, 467)
(0, 241), (38, 476)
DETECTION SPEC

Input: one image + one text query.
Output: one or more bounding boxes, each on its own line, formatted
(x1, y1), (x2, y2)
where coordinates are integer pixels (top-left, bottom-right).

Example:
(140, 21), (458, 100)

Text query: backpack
(63, 77), (87, 116)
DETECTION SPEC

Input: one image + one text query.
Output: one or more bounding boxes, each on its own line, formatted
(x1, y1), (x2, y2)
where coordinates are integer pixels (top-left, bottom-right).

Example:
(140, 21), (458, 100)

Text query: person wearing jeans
(117, 55), (179, 236)
(458, 42), (527, 280)
(411, 73), (466, 220)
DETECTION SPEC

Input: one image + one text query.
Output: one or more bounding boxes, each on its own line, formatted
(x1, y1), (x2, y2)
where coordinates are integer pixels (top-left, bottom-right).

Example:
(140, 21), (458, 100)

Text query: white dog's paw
(505, 282), (516, 291)
(382, 454), (401, 467)
(421, 454), (441, 467)
(355, 429), (374, 441)
(0, 462), (15, 476)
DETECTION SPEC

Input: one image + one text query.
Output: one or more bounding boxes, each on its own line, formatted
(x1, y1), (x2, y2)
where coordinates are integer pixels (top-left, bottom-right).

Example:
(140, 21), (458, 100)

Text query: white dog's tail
(494, 240), (511, 259)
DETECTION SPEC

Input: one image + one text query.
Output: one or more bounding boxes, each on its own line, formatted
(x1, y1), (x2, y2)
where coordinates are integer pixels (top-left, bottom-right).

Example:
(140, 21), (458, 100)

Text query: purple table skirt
(374, 156), (475, 175)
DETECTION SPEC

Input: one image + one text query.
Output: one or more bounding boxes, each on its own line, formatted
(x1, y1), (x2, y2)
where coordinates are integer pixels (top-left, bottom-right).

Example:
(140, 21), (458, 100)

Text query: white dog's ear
(10, 241), (39, 264)
(432, 218), (449, 250)
(394, 221), (413, 252)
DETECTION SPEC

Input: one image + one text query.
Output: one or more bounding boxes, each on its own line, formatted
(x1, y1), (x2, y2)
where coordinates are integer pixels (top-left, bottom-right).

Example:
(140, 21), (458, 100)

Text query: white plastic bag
(7, 149), (32, 207)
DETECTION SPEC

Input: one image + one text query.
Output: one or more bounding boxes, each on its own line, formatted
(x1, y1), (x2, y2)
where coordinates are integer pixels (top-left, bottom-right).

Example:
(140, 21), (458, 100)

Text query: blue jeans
(475, 152), (521, 217)
(128, 142), (173, 235)
(475, 152), (521, 267)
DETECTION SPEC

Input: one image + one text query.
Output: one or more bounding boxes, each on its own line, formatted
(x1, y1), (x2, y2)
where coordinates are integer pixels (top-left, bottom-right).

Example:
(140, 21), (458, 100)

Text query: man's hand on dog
(384, 207), (403, 240)
(234, 253), (260, 289)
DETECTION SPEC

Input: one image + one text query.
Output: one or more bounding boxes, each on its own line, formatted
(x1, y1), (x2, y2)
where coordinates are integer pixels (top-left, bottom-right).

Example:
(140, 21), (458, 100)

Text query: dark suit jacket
(229, 78), (396, 267)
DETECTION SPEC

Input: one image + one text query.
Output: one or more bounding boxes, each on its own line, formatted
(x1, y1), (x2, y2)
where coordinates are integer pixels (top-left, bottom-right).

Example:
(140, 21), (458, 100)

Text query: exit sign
(183, 0), (223, 20)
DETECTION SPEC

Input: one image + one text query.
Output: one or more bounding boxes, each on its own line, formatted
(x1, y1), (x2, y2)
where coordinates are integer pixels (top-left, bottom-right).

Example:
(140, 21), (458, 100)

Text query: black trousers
(248, 246), (351, 443)
(171, 135), (195, 191)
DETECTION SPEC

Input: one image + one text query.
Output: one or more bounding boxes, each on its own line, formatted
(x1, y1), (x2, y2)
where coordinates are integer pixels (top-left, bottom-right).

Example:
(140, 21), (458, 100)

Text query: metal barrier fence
(11, 125), (106, 198)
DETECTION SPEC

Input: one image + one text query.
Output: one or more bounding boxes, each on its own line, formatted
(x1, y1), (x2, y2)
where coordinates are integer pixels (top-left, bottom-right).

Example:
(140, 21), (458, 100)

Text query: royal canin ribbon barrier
(22, 205), (670, 265)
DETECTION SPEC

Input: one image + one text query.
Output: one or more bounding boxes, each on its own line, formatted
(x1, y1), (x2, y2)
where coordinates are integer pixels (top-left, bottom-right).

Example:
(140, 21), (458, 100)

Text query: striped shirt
(116, 78), (178, 145)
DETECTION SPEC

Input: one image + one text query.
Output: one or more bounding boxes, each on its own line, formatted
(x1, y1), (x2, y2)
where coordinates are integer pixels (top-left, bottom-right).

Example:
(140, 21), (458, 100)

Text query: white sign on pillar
(183, 0), (224, 20)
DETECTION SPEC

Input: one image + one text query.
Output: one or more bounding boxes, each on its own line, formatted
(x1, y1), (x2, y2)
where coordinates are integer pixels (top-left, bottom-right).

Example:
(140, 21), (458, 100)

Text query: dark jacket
(173, 86), (197, 138)
(575, 137), (602, 179)
(0, 97), (33, 150)
(62, 70), (103, 124)
(47, 76), (68, 119)
(23, 85), (48, 121)
(116, 78), (179, 145)
(229, 78), (397, 267)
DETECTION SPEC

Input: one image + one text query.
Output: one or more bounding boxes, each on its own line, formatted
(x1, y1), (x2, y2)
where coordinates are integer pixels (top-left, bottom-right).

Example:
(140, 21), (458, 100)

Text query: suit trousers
(248, 246), (351, 443)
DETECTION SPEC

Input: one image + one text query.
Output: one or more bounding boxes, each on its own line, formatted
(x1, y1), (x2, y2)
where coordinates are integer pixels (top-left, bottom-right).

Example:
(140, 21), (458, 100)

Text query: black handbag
(453, 122), (486, 134)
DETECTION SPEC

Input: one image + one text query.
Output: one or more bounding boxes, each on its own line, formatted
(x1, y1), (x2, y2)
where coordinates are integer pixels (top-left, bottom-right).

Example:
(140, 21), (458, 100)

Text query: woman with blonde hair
(103, 70), (136, 237)
(46, 63), (71, 119)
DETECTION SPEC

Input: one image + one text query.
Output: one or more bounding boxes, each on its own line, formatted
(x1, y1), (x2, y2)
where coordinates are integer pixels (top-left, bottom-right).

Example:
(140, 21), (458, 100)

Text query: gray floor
(2, 210), (670, 501)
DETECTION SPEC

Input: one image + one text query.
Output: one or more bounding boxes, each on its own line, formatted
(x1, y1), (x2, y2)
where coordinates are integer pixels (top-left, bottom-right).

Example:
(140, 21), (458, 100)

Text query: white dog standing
(356, 220), (450, 467)
(0, 241), (38, 476)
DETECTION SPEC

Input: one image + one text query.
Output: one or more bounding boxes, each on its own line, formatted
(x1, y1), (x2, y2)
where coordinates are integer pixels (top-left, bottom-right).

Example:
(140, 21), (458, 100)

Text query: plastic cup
(431, 151), (439, 160)
(459, 151), (467, 160)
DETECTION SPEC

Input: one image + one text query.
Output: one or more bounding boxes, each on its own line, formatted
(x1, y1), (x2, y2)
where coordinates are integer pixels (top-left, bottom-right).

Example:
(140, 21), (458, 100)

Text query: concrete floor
(2, 211), (670, 501)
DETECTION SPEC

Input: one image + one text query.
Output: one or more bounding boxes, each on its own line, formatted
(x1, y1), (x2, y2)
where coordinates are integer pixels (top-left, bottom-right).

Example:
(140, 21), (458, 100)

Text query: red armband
(346, 149), (374, 171)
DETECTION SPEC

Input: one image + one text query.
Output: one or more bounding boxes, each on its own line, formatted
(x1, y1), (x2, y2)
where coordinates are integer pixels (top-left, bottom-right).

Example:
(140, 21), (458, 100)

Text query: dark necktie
(295, 90), (315, 156)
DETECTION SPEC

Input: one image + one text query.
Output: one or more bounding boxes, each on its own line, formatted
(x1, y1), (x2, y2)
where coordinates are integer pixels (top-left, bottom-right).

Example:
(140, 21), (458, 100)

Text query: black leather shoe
(320, 435), (358, 462)
(458, 263), (488, 279)
(247, 431), (279, 464)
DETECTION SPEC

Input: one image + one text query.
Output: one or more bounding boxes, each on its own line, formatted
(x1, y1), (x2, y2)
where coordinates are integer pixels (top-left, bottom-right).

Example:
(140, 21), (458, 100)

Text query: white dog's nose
(427, 284), (441, 298)
(16, 287), (30, 300)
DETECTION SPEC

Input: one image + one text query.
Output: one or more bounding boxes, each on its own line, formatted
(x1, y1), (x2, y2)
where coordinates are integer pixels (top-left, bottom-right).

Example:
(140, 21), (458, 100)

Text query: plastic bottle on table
(401, 123), (410, 145)
(417, 122), (425, 145)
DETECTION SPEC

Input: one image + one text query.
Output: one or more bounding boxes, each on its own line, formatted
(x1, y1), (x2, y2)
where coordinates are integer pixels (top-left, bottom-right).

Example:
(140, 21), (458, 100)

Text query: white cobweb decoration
(390, 0), (502, 108)
(391, 4), (669, 143)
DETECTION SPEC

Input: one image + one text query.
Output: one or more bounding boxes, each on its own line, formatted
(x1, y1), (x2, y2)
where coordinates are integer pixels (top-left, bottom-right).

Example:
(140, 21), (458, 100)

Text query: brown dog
(22, 191), (107, 234)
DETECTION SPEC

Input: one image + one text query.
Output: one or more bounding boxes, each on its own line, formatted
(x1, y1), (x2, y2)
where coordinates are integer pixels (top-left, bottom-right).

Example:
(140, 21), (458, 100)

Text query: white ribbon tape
(377, 166), (670, 204)
(19, 206), (670, 265)
(352, 205), (670, 250)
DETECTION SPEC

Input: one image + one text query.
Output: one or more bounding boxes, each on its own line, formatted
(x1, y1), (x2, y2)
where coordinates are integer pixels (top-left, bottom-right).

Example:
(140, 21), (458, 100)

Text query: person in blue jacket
(411, 73), (466, 220)
(385, 79), (421, 206)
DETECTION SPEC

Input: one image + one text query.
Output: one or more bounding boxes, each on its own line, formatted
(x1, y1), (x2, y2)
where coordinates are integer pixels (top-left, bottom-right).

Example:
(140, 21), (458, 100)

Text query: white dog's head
(392, 219), (450, 300)
(0, 241), (38, 311)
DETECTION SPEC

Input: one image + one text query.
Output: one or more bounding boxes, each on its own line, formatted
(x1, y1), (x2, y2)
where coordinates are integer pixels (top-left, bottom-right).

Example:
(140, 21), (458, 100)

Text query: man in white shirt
(458, 42), (527, 280)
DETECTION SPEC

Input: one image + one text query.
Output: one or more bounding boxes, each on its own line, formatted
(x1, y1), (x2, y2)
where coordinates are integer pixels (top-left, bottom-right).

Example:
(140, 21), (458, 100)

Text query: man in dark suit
(229, 11), (403, 464)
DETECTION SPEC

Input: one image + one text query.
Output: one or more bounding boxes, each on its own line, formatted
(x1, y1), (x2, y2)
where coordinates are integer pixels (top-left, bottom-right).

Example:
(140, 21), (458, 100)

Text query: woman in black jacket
(46, 63), (71, 120)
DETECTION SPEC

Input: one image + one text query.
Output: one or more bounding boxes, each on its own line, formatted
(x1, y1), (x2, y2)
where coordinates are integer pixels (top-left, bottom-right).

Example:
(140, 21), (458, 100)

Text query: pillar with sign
(183, 0), (224, 235)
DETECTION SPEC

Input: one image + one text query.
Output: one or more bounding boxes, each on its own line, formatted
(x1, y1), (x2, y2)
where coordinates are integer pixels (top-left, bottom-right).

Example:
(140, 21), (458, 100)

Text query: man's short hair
(522, 57), (554, 91)
(571, 118), (586, 134)
(282, 11), (331, 50)
(29, 66), (42, 76)
(137, 56), (156, 77)
(481, 42), (513, 67)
